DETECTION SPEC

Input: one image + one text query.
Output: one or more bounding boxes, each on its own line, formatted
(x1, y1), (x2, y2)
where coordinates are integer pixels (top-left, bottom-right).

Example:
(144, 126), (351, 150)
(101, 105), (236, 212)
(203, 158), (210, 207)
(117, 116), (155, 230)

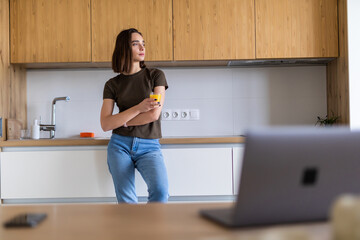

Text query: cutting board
(6, 119), (23, 140)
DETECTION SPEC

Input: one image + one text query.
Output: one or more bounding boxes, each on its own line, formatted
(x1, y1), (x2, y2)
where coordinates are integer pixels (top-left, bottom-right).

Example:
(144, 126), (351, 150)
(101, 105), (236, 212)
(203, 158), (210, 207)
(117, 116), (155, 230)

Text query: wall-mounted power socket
(172, 109), (181, 120)
(161, 109), (172, 120)
(161, 109), (200, 121)
(180, 109), (190, 120)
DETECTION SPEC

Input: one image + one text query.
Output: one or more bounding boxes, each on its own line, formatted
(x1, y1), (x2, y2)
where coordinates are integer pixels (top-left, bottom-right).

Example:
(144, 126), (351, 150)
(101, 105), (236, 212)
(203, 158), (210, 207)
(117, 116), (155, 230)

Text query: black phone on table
(3, 213), (47, 228)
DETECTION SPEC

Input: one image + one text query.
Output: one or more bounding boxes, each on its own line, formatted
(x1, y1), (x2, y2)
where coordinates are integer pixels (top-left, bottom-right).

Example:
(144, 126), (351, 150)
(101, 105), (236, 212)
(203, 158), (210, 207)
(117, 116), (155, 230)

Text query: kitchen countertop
(0, 136), (245, 147)
(0, 203), (330, 240)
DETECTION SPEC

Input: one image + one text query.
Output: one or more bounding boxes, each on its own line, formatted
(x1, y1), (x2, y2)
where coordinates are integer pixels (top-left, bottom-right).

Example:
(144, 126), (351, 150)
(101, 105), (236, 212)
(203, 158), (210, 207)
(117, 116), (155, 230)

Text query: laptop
(200, 127), (360, 227)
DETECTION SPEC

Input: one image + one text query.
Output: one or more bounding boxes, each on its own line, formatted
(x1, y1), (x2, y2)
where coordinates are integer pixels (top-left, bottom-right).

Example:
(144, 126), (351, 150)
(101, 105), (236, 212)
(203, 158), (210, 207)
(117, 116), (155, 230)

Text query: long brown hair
(112, 28), (146, 73)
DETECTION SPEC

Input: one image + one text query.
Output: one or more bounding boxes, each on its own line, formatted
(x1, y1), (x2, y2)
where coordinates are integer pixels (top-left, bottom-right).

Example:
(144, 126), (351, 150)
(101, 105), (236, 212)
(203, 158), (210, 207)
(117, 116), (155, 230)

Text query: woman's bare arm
(100, 92), (161, 131)
(126, 86), (166, 126)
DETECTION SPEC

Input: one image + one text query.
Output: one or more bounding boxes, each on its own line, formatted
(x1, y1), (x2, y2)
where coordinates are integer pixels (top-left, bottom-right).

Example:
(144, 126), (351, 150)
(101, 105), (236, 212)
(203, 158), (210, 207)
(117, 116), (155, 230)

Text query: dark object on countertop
(0, 117), (6, 141)
(4, 213), (47, 228)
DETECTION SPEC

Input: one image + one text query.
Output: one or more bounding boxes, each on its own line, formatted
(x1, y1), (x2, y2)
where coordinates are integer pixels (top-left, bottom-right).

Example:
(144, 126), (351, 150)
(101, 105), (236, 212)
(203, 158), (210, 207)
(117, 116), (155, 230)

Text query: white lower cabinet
(232, 146), (245, 195)
(0, 147), (233, 200)
(0, 150), (114, 199)
(163, 147), (233, 196)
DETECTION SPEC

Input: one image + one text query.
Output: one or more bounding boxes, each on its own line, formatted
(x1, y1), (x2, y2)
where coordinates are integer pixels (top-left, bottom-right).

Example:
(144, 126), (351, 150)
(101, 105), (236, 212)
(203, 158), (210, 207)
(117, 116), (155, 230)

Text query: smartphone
(3, 213), (47, 228)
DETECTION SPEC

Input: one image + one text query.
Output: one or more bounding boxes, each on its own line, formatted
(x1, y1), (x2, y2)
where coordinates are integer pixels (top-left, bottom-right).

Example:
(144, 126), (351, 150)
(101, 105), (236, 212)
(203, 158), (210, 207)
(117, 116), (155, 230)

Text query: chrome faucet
(40, 96), (70, 139)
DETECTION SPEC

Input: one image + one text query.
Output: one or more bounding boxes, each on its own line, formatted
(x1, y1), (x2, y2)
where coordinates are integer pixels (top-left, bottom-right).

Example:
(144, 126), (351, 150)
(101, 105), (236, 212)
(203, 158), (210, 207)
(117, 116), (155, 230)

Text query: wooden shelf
(0, 137), (245, 147)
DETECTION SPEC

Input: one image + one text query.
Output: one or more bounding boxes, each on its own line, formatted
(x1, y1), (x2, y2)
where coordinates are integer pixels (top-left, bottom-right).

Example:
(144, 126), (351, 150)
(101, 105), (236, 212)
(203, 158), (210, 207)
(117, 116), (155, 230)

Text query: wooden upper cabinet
(92, 0), (172, 62)
(256, 0), (339, 59)
(173, 0), (255, 61)
(10, 0), (91, 63)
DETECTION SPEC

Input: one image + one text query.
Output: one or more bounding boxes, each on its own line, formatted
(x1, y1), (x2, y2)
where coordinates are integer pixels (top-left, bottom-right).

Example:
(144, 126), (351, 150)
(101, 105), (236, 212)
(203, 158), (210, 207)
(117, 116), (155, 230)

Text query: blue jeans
(107, 134), (169, 203)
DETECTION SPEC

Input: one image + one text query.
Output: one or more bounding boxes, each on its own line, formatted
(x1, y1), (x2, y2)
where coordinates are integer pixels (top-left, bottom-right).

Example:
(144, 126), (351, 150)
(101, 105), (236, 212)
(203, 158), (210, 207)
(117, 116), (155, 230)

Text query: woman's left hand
(136, 98), (160, 113)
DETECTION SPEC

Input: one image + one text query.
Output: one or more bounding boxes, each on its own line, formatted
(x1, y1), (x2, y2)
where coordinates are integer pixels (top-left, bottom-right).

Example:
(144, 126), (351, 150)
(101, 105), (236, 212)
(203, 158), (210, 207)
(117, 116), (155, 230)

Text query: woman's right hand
(136, 98), (160, 113)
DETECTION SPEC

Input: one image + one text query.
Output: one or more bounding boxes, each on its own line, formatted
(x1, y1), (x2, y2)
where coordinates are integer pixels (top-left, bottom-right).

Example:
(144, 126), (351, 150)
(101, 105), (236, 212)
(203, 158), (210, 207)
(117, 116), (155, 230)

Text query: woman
(100, 28), (168, 203)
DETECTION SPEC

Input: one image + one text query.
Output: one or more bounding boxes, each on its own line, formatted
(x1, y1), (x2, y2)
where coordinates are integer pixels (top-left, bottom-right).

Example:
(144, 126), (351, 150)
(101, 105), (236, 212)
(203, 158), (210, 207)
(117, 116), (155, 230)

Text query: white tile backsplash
(164, 68), (233, 100)
(161, 98), (234, 137)
(27, 66), (326, 138)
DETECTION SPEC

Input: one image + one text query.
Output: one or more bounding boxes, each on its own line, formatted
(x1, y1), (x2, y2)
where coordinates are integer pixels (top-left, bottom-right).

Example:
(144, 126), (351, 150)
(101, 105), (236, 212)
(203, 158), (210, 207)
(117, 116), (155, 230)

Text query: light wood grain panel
(0, 204), (331, 240)
(173, 0), (255, 60)
(0, 0), (25, 140)
(161, 136), (245, 144)
(92, 0), (172, 62)
(9, 65), (27, 127)
(10, 0), (91, 63)
(0, 137), (245, 147)
(21, 60), (229, 69)
(326, 0), (349, 125)
(0, 0), (10, 133)
(256, 0), (338, 58)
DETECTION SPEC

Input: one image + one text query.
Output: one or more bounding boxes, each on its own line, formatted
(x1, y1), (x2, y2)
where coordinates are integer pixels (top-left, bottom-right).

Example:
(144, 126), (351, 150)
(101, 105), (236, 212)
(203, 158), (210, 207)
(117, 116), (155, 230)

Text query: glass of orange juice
(150, 93), (161, 102)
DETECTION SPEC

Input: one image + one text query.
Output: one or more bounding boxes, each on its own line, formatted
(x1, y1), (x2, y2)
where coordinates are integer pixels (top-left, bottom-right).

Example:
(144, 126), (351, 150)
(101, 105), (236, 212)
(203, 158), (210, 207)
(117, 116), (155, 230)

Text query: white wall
(348, 0), (360, 129)
(26, 66), (327, 138)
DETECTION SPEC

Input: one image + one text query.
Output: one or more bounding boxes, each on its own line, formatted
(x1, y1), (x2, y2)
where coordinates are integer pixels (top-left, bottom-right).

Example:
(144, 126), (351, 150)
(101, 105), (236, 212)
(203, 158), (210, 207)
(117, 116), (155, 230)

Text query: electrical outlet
(162, 109), (199, 121)
(172, 109), (181, 120)
(180, 109), (190, 120)
(190, 109), (200, 120)
(161, 109), (172, 121)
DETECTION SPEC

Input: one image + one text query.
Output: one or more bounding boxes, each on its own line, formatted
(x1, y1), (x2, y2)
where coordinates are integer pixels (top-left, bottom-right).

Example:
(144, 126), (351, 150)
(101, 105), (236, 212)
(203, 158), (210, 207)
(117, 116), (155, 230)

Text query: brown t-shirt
(103, 67), (168, 139)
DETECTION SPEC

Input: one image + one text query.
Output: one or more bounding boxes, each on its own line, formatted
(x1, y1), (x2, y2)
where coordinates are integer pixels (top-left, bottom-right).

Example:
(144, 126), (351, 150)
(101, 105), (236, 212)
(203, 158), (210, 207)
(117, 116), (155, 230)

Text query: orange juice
(150, 94), (161, 102)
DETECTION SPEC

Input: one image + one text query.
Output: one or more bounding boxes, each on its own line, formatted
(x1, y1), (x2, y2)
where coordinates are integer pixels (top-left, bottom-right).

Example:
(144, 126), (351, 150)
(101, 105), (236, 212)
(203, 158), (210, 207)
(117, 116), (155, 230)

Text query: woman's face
(131, 33), (145, 62)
